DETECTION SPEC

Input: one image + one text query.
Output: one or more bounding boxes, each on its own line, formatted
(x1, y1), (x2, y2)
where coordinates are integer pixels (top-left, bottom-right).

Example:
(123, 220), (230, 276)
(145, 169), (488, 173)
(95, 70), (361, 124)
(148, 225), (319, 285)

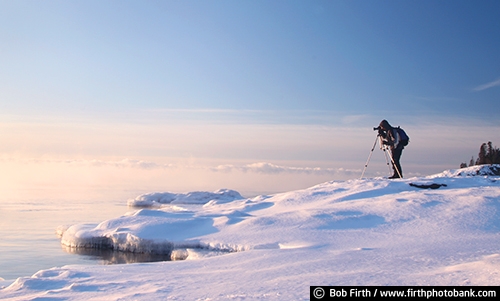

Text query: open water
(0, 186), (260, 282)
(0, 188), (139, 281)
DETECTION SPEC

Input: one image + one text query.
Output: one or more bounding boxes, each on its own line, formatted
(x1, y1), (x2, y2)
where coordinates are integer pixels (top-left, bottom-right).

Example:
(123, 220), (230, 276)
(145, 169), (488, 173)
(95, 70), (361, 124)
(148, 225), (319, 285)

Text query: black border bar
(311, 286), (499, 300)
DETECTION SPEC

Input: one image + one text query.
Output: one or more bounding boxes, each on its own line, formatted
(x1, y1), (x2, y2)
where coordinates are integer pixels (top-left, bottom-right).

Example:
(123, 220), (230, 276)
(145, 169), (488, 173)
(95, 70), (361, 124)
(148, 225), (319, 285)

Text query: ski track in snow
(1, 165), (500, 300)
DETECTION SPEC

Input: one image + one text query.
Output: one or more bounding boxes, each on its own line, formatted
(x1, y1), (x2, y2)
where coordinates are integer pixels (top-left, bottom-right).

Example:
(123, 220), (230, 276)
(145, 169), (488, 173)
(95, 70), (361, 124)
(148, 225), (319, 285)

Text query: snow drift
(58, 189), (247, 259)
(127, 188), (243, 207)
(2, 165), (500, 300)
(438, 164), (500, 177)
(58, 165), (500, 260)
(56, 208), (228, 259)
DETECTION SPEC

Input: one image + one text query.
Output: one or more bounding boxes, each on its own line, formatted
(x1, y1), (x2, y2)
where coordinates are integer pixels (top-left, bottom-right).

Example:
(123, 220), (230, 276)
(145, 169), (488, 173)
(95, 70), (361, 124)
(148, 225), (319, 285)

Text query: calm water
(0, 188), (140, 281)
(0, 187), (262, 282)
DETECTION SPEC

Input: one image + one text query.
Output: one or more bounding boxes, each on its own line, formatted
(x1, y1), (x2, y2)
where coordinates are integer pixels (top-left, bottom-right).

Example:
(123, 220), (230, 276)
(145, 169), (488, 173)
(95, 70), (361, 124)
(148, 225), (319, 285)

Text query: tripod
(360, 135), (402, 179)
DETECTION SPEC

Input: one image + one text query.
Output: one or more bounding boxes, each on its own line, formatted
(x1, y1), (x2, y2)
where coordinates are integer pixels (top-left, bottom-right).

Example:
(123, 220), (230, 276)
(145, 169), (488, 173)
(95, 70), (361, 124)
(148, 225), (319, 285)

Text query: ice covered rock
(58, 209), (219, 257)
(436, 164), (500, 177)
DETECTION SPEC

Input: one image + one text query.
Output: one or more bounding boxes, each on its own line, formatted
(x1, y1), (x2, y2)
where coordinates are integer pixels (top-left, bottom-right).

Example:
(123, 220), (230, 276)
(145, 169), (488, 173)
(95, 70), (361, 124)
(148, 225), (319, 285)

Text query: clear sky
(1, 0), (499, 197)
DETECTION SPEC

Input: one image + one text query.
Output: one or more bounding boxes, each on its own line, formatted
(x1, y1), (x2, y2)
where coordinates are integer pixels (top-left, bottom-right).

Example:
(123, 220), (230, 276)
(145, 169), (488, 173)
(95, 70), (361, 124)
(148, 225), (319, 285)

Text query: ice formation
(3, 165), (499, 299)
(127, 188), (243, 207)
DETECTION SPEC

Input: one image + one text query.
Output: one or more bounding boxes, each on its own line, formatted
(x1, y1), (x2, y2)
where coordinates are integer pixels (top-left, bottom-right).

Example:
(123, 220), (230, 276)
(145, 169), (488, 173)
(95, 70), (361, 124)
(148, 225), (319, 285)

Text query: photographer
(376, 120), (404, 179)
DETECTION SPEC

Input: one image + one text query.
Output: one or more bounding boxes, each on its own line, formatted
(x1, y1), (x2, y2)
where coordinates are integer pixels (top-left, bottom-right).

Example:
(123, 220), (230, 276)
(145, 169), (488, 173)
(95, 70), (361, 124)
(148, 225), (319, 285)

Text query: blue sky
(1, 0), (499, 195)
(2, 0), (500, 117)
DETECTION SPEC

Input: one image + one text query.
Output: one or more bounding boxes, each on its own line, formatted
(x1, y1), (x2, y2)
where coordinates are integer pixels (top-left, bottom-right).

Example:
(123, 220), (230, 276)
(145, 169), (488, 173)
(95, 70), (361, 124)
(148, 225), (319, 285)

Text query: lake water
(0, 186), (263, 282)
(0, 187), (141, 281)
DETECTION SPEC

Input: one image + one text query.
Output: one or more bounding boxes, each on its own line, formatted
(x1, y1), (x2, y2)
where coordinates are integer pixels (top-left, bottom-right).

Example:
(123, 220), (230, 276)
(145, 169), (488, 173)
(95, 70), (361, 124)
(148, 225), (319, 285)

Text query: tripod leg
(379, 136), (392, 175)
(382, 148), (392, 174)
(385, 146), (403, 178)
(360, 135), (380, 179)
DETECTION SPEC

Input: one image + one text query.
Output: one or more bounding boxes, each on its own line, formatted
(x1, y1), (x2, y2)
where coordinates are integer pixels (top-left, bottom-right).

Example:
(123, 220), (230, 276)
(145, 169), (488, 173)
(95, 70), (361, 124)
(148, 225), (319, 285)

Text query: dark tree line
(460, 141), (500, 168)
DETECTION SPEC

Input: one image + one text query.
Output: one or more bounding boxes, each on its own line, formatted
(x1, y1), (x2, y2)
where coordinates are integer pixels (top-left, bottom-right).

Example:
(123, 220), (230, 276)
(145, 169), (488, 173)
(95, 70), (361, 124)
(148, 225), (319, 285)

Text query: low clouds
(86, 159), (173, 169)
(211, 162), (359, 176)
(0, 157), (363, 196)
(82, 159), (359, 177)
(0, 157), (176, 170)
(4, 156), (358, 177)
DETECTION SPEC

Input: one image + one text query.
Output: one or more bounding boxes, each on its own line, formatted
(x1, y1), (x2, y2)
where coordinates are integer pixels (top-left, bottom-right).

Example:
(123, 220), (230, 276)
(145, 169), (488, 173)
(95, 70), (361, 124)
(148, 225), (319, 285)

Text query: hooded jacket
(379, 120), (400, 150)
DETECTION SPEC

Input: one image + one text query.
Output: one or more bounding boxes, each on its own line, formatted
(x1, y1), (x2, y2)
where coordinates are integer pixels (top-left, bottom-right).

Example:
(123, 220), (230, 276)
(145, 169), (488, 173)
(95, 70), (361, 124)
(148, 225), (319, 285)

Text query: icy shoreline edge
(3, 165), (499, 299)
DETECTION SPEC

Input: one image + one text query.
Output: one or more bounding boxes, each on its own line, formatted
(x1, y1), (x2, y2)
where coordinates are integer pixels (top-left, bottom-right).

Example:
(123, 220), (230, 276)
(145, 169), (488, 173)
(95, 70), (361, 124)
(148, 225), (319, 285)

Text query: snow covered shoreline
(126, 188), (244, 207)
(2, 165), (500, 300)
(55, 188), (245, 259)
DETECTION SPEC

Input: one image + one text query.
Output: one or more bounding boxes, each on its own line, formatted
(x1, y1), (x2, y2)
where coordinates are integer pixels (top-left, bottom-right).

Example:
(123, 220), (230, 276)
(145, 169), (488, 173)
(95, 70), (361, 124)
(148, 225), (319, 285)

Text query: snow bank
(58, 189), (251, 258)
(57, 208), (228, 258)
(57, 166), (500, 261)
(127, 188), (243, 207)
(435, 164), (500, 177)
(2, 167), (500, 299)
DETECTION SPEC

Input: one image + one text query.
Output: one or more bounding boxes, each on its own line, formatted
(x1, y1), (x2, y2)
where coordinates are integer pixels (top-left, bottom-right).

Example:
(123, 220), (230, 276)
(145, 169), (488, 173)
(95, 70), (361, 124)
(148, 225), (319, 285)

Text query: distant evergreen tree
(477, 143), (487, 165)
(486, 141), (500, 164)
(461, 142), (500, 167)
(487, 142), (494, 163)
(475, 142), (500, 165)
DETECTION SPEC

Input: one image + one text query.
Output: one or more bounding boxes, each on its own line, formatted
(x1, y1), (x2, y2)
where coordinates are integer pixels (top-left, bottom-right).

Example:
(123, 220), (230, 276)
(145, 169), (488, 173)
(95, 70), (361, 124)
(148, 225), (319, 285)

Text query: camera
(374, 126), (386, 137)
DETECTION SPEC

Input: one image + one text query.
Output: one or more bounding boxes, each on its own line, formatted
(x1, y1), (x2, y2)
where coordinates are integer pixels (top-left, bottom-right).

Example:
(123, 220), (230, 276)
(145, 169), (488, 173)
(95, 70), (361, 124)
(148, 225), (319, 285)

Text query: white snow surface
(127, 188), (243, 207)
(2, 165), (500, 300)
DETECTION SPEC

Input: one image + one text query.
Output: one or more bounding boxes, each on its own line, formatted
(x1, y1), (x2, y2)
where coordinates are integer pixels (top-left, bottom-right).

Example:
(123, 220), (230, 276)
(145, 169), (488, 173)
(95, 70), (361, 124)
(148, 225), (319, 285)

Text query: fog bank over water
(1, 112), (499, 196)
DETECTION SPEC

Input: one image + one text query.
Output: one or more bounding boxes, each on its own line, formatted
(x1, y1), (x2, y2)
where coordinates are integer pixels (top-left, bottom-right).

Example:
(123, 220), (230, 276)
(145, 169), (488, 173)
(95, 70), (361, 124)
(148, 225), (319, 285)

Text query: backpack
(396, 127), (409, 146)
